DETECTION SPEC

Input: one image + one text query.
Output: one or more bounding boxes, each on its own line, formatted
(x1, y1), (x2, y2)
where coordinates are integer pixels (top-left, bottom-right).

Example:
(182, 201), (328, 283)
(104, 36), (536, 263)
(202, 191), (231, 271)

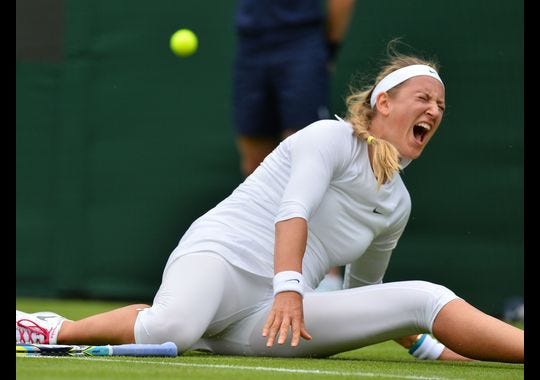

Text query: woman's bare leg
(56, 304), (149, 345)
(432, 299), (523, 363)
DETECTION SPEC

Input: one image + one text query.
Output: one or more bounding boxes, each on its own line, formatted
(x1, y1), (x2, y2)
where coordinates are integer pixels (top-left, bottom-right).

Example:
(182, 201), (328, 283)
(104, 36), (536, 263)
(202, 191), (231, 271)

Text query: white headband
(370, 64), (444, 108)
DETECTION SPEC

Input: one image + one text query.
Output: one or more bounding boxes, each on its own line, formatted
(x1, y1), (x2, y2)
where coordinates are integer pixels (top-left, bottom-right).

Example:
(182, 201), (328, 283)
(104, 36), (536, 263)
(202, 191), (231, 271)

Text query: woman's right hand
(262, 291), (312, 347)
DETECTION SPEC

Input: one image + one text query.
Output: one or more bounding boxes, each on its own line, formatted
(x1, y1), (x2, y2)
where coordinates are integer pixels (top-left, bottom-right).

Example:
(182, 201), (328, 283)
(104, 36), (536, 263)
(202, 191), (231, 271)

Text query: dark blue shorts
(233, 25), (329, 138)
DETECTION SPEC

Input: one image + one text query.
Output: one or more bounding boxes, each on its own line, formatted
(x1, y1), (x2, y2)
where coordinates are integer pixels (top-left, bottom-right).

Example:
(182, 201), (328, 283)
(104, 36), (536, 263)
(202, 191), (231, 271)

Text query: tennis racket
(16, 341), (177, 357)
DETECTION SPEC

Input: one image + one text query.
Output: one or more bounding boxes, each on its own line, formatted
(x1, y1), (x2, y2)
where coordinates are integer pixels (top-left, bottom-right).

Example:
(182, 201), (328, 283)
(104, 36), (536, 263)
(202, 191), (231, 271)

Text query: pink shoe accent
(16, 318), (53, 344)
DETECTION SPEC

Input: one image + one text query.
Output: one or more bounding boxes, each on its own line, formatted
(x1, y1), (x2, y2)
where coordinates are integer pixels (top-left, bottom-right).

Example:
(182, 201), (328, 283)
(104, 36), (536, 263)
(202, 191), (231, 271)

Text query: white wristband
(273, 271), (305, 298)
(408, 334), (445, 360)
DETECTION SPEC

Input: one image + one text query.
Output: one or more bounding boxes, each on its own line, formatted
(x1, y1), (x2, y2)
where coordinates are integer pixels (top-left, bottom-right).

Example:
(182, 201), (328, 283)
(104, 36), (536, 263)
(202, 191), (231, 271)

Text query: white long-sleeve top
(171, 118), (411, 289)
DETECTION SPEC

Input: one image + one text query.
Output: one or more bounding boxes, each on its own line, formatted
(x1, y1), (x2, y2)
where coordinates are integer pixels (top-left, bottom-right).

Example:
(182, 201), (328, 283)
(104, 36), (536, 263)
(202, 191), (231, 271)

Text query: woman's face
(376, 76), (446, 160)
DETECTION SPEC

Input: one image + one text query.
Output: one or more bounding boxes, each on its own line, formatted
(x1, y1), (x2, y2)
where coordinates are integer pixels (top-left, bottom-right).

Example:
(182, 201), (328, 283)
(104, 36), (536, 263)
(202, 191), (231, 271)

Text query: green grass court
(16, 298), (524, 380)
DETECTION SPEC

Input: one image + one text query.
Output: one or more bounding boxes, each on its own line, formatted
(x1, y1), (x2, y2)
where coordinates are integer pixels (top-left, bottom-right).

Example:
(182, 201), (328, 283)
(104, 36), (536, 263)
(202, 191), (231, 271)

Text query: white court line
(18, 356), (464, 380)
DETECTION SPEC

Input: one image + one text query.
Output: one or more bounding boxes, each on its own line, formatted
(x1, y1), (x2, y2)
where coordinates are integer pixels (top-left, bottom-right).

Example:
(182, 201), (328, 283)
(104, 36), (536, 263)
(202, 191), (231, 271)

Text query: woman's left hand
(262, 291), (312, 347)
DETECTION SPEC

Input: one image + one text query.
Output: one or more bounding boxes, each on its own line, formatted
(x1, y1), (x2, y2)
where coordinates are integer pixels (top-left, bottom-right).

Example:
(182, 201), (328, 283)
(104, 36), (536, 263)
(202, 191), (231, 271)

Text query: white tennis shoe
(16, 310), (68, 345)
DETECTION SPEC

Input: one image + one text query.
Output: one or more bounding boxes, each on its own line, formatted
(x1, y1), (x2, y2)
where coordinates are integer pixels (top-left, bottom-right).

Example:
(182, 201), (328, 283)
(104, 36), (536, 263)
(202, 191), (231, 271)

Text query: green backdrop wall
(16, 0), (523, 316)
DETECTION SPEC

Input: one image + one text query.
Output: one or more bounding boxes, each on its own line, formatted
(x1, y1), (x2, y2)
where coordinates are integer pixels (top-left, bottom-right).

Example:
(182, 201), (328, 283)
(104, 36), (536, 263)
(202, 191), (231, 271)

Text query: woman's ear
(375, 92), (391, 116)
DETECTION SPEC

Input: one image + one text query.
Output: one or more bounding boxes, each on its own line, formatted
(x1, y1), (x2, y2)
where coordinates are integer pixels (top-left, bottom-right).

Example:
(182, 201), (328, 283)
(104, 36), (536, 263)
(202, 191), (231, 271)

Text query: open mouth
(413, 122), (431, 143)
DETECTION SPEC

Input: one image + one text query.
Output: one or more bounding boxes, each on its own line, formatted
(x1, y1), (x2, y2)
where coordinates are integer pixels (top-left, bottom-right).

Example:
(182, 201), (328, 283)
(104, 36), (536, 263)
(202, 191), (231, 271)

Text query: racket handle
(111, 342), (177, 357)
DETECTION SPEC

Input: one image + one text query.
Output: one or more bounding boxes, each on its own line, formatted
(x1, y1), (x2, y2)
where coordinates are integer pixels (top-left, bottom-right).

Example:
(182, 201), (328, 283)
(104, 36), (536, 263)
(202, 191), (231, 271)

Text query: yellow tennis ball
(170, 29), (198, 57)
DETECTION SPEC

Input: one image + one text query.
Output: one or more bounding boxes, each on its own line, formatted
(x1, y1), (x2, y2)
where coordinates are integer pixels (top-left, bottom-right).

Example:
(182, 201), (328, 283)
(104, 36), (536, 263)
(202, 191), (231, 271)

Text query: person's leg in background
(233, 36), (281, 177)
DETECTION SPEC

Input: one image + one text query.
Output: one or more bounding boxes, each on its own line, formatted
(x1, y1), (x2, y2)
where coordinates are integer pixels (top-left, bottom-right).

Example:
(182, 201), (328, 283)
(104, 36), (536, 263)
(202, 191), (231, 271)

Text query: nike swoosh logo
(373, 208), (383, 215)
(286, 279), (300, 283)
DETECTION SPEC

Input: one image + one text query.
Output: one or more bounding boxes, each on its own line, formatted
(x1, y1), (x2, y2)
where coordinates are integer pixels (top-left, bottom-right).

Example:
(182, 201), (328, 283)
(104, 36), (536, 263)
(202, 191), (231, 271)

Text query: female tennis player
(17, 42), (524, 363)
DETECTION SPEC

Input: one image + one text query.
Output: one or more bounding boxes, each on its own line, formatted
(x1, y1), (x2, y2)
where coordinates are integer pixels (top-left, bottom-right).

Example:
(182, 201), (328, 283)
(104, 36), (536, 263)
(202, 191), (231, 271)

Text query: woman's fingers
(277, 316), (292, 344)
(262, 291), (311, 347)
(290, 315), (301, 346)
(261, 310), (274, 337)
(301, 325), (312, 341)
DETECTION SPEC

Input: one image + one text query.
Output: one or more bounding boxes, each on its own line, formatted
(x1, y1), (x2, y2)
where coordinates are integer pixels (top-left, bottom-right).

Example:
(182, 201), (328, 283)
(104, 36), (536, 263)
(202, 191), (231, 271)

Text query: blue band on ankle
(408, 334), (427, 355)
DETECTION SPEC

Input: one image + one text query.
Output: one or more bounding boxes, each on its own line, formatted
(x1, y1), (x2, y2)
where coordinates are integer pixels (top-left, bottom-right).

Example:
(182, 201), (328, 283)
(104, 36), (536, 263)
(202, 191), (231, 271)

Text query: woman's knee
(411, 280), (455, 298)
(134, 306), (205, 351)
(407, 280), (459, 330)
